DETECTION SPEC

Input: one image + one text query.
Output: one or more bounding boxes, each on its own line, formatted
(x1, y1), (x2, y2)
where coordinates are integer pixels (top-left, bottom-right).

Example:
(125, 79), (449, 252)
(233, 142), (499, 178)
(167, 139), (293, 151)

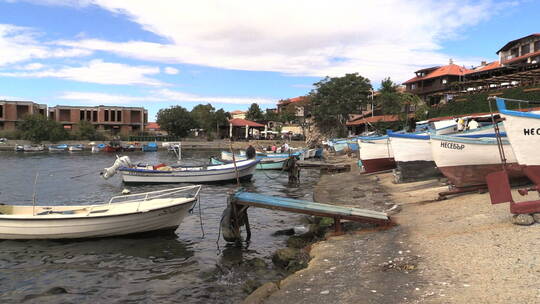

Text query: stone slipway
(247, 158), (540, 303)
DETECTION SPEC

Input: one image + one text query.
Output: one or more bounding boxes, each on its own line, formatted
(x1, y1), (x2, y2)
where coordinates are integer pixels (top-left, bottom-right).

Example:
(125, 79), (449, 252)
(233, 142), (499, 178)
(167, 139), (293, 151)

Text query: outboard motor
(101, 156), (132, 179)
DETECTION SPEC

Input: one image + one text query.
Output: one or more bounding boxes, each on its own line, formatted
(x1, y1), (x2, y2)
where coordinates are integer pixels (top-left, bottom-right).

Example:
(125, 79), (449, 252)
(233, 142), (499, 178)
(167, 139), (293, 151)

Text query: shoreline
(246, 154), (540, 303)
(0, 139), (307, 151)
(244, 156), (418, 303)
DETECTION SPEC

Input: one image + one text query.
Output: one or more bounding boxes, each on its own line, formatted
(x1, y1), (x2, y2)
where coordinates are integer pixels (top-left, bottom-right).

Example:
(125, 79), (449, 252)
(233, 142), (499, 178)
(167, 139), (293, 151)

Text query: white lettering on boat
(440, 141), (465, 150)
(523, 128), (540, 135)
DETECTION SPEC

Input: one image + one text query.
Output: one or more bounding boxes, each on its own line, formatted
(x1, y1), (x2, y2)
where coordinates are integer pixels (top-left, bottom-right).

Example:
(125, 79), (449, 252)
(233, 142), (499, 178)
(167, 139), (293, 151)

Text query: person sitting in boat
(467, 118), (479, 130)
(457, 118), (465, 132)
(246, 145), (256, 159)
(281, 142), (290, 152)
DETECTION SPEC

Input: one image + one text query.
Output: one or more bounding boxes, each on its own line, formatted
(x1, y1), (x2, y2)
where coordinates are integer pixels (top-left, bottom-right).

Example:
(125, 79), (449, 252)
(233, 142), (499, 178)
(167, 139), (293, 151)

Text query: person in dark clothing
(246, 145), (256, 159)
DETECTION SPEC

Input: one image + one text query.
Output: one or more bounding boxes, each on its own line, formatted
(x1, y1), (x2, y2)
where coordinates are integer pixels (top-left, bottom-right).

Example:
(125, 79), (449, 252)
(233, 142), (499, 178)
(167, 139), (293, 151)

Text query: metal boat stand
(438, 185), (488, 200)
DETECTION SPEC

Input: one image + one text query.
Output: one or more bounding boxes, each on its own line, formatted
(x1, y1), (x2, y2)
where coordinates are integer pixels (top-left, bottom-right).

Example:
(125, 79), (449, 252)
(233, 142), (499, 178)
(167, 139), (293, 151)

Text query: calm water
(0, 150), (319, 303)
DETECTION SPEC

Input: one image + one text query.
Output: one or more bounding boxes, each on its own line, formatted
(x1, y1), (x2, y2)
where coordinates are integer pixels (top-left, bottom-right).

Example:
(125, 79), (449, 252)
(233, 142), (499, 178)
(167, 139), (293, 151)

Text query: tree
(245, 103), (264, 122)
(279, 103), (297, 124)
(191, 103), (215, 132)
(77, 120), (98, 140)
(375, 77), (426, 130)
(18, 114), (69, 143)
(214, 108), (230, 134)
(310, 73), (372, 137)
(156, 106), (196, 137)
(264, 109), (279, 122)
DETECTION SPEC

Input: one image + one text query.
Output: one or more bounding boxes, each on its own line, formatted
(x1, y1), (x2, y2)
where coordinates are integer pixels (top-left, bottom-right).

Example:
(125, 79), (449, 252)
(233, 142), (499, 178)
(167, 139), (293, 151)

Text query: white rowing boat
(102, 156), (259, 184)
(0, 185), (201, 239)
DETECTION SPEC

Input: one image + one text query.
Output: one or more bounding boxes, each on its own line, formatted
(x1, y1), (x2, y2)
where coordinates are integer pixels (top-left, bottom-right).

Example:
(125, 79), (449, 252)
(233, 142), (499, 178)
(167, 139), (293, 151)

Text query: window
(521, 44), (530, 55)
(442, 78), (448, 84)
(92, 111), (98, 122)
(535, 40), (540, 52)
(0, 105), (3, 118)
(111, 110), (116, 122)
(104, 110), (109, 121)
(80, 110), (85, 120)
(117, 110), (122, 122)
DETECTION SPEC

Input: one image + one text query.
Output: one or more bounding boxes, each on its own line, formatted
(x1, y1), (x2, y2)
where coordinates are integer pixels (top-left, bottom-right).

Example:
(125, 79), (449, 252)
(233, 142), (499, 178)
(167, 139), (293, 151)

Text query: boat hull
(257, 159), (286, 170)
(358, 137), (396, 173)
(362, 158), (396, 173)
(120, 161), (258, 184)
(430, 134), (526, 187)
(0, 201), (195, 239)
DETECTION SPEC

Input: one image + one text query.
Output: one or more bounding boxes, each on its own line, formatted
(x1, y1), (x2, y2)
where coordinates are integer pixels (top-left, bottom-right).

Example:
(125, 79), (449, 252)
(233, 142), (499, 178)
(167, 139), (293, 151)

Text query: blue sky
(0, 0), (538, 120)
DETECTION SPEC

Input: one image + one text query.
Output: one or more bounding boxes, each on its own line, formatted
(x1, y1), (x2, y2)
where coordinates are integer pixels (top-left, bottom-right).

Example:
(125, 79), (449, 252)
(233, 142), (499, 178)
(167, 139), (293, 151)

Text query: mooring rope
(197, 194), (205, 239)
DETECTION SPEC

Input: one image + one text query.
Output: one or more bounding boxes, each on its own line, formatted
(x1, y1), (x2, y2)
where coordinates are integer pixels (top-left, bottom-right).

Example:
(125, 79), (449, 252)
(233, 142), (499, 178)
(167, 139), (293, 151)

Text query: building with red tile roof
(403, 62), (471, 105)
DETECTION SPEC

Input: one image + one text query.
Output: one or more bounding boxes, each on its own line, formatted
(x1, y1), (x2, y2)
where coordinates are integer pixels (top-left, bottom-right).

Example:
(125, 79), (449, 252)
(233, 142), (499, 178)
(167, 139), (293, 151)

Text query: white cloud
(58, 89), (275, 105)
(163, 66), (179, 75)
(53, 0), (510, 84)
(0, 24), (91, 67)
(0, 59), (165, 86)
(21, 63), (45, 70)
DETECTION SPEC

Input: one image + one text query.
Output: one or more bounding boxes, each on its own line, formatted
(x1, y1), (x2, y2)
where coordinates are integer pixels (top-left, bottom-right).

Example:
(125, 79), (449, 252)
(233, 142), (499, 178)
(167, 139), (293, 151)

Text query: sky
(0, 0), (538, 120)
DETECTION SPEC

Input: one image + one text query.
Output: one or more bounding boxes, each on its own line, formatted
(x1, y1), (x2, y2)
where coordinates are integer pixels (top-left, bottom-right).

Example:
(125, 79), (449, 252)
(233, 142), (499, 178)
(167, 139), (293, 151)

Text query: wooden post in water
(32, 172), (39, 216)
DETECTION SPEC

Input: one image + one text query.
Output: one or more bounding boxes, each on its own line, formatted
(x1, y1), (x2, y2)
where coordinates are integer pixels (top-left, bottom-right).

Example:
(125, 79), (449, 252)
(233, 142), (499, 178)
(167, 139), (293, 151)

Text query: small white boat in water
(48, 144), (68, 152)
(102, 156), (259, 184)
(23, 145), (45, 152)
(0, 185), (201, 239)
(68, 144), (84, 151)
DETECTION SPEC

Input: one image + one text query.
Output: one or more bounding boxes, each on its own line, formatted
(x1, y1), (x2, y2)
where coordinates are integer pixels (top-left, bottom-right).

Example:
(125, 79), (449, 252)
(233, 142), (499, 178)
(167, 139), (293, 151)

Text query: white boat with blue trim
(102, 156), (259, 184)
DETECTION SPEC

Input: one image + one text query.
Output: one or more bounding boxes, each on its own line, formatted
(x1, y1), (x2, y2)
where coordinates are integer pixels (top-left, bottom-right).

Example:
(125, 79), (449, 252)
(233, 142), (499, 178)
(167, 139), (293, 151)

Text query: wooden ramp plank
(233, 192), (390, 222)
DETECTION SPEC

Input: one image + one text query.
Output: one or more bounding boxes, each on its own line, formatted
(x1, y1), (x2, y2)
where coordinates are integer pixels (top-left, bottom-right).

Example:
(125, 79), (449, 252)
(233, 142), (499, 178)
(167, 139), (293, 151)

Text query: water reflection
(0, 150), (319, 303)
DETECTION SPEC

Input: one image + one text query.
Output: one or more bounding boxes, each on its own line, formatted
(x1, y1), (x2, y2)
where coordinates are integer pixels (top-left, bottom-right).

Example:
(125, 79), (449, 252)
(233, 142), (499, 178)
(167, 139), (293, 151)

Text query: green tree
(76, 120), (98, 140)
(191, 103), (216, 132)
(245, 103), (264, 121)
(279, 103), (297, 124)
(156, 106), (196, 137)
(214, 109), (230, 133)
(310, 73), (372, 137)
(18, 114), (69, 143)
(264, 109), (279, 122)
(375, 78), (426, 130)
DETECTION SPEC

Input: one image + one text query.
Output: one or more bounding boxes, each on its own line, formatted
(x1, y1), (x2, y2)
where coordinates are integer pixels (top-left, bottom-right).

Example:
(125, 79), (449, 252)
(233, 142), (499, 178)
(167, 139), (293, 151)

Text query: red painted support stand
(487, 169), (540, 214)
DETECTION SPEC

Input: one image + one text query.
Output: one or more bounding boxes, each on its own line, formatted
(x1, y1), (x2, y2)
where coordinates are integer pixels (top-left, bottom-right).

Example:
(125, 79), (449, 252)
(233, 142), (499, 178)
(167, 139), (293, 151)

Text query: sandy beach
(245, 155), (540, 304)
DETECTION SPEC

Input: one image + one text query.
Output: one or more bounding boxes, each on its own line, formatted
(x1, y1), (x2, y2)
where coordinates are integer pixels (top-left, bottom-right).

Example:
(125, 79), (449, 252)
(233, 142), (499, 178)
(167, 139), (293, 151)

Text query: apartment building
(48, 105), (148, 134)
(0, 100), (47, 131)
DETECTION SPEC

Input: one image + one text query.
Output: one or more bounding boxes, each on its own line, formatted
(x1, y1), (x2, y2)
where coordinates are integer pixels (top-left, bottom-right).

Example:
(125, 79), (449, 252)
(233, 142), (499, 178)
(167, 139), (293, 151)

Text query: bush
(427, 86), (540, 118)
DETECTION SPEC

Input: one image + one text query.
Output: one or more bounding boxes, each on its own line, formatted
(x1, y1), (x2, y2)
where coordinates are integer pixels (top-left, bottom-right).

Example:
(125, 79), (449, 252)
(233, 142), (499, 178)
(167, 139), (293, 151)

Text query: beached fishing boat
(14, 145), (24, 152)
(48, 144), (68, 152)
(68, 144), (84, 151)
(387, 131), (440, 182)
(102, 156), (259, 184)
(357, 136), (395, 173)
(142, 142), (158, 152)
(430, 134), (525, 188)
(496, 98), (540, 167)
(0, 185), (201, 239)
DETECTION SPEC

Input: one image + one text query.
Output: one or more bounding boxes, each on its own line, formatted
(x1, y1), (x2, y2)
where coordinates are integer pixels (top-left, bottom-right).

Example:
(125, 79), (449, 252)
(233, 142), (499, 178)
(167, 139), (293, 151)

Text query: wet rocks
(272, 228), (295, 236)
(242, 282), (279, 304)
(272, 248), (309, 271)
(511, 214), (535, 226)
(245, 257), (268, 269)
(533, 213), (540, 223)
(286, 234), (314, 249)
(242, 279), (263, 294)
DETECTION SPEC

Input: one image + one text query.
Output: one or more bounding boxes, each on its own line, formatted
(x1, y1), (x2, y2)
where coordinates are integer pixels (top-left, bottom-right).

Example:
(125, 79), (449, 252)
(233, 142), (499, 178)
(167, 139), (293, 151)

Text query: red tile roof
(466, 61), (502, 74)
(229, 118), (265, 127)
(346, 114), (414, 126)
(230, 110), (245, 115)
(146, 122), (160, 130)
(403, 64), (472, 84)
(279, 96), (308, 105)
